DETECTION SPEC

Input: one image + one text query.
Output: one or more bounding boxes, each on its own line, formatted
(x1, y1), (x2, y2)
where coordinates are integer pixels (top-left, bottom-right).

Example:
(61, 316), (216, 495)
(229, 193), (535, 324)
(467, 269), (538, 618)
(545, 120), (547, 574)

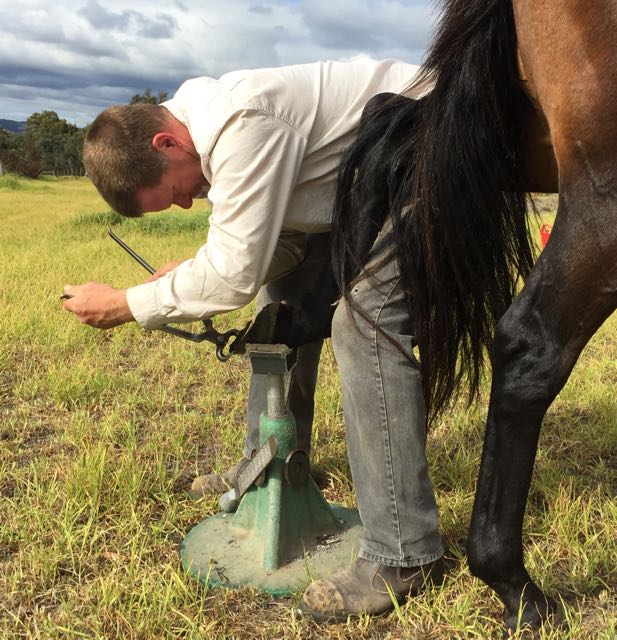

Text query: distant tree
(26, 110), (84, 175)
(0, 128), (19, 152)
(130, 88), (168, 105)
(19, 135), (44, 178)
(2, 110), (91, 178)
(0, 133), (43, 178)
(0, 129), (19, 174)
(64, 128), (86, 176)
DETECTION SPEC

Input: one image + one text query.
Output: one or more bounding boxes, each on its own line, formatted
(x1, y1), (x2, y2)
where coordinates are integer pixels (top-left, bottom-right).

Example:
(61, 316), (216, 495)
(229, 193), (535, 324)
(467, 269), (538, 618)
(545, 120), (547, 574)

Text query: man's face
(137, 152), (208, 214)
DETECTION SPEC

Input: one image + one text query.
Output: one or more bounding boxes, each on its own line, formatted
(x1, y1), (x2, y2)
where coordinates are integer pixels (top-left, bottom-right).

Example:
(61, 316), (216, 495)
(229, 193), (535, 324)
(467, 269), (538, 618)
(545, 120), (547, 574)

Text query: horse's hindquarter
(515, 0), (617, 307)
(469, 1), (617, 630)
(515, 0), (617, 195)
(514, 0), (617, 333)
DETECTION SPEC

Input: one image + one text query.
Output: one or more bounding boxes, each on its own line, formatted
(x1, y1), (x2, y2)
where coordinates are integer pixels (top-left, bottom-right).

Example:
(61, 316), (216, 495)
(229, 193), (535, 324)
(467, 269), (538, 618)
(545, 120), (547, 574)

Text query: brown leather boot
(300, 556), (445, 622)
(188, 457), (251, 499)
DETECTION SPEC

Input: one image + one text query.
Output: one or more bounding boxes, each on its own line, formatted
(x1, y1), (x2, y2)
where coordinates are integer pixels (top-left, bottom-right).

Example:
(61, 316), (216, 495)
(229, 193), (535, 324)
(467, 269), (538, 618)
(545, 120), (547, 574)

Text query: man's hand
(144, 260), (184, 283)
(62, 283), (134, 329)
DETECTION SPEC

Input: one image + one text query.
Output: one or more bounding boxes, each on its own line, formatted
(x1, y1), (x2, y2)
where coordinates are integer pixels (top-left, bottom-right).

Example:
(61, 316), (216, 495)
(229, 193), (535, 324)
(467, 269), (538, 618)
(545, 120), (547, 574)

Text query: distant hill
(0, 119), (26, 133)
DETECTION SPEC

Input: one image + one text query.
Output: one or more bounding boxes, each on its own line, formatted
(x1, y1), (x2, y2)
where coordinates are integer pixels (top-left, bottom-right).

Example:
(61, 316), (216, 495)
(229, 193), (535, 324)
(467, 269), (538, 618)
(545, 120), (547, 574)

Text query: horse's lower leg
(468, 319), (560, 628)
(468, 185), (617, 631)
(468, 292), (566, 629)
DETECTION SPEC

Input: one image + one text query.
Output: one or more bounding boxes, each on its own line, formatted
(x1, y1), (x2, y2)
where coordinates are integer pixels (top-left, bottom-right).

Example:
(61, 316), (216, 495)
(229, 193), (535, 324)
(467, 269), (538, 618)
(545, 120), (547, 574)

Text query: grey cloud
(299, 0), (433, 56)
(7, 23), (69, 48)
(0, 6), (116, 57)
(80, 0), (177, 38)
(137, 14), (177, 38)
(10, 28), (119, 59)
(0, 66), (69, 93)
(80, 0), (128, 30)
(249, 5), (274, 14)
(0, 61), (176, 101)
(1, 0), (435, 126)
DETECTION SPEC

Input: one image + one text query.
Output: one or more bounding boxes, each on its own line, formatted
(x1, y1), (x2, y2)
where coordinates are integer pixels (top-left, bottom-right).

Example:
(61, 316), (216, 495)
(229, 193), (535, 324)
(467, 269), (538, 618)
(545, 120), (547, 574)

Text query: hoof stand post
(181, 344), (362, 596)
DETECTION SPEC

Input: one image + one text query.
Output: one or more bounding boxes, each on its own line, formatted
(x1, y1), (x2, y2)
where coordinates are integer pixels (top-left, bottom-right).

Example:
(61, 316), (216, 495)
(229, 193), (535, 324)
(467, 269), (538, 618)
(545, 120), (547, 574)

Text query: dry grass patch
(0, 179), (615, 638)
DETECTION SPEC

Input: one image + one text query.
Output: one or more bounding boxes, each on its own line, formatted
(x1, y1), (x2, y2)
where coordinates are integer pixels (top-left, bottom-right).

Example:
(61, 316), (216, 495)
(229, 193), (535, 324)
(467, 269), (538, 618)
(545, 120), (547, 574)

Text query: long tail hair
(332, 0), (533, 421)
(332, 92), (424, 290)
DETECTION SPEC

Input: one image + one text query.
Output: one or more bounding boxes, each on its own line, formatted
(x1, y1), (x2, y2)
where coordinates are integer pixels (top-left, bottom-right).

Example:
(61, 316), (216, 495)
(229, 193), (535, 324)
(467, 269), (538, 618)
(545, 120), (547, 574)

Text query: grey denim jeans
(332, 255), (443, 567)
(246, 232), (442, 567)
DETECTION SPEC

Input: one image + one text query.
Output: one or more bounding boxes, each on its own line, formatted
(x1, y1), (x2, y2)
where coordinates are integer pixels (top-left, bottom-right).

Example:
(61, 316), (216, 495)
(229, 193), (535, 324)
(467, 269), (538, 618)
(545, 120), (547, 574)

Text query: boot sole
(297, 596), (401, 623)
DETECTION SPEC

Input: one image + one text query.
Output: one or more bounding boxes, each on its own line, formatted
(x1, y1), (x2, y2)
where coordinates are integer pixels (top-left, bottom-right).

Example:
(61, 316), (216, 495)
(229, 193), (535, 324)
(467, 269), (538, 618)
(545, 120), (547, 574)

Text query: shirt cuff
(126, 282), (166, 329)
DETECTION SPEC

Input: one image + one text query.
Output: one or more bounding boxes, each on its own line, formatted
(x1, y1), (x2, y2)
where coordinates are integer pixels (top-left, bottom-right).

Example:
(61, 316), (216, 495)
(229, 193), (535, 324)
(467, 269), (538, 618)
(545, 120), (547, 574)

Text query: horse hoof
(503, 595), (566, 637)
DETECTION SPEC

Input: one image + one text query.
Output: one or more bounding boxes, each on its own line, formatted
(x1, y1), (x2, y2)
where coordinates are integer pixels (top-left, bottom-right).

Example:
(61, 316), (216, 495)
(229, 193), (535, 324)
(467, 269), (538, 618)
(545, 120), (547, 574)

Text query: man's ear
(152, 132), (179, 154)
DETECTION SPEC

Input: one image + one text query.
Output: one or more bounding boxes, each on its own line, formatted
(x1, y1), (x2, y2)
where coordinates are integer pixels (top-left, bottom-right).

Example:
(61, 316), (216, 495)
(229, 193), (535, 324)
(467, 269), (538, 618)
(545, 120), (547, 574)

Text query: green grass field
(1, 175), (615, 639)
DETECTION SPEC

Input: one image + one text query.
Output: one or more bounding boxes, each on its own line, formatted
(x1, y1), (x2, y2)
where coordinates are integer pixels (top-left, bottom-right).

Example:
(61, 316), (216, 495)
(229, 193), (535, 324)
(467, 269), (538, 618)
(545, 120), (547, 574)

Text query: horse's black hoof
(502, 595), (566, 637)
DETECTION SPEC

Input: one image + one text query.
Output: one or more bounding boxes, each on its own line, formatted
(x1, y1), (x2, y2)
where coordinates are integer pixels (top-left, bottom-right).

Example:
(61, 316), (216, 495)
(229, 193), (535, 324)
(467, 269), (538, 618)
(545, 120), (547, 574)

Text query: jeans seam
(373, 275), (405, 561)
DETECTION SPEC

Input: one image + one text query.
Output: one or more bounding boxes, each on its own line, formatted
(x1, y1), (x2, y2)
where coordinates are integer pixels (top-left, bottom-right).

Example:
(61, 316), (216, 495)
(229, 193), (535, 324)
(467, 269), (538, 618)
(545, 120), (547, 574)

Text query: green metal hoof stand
(180, 344), (362, 596)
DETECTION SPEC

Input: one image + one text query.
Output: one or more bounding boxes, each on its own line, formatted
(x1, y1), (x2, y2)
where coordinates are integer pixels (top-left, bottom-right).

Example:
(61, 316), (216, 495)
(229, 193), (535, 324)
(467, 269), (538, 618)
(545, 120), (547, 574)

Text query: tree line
(0, 89), (168, 179)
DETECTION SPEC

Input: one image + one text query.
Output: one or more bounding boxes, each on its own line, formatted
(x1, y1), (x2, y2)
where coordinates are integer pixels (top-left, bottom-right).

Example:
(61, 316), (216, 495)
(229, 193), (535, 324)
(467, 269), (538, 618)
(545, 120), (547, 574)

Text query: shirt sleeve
(126, 109), (308, 329)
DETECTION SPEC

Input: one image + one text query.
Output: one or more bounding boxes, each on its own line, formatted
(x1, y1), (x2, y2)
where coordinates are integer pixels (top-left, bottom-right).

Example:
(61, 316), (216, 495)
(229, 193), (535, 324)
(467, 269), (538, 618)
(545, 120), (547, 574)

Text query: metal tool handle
(107, 228), (244, 358)
(108, 228), (156, 274)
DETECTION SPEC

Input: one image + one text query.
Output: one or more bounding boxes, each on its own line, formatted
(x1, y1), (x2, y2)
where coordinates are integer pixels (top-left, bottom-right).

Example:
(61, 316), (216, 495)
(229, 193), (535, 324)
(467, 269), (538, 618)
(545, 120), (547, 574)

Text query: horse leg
(467, 180), (617, 630)
(467, 1), (617, 628)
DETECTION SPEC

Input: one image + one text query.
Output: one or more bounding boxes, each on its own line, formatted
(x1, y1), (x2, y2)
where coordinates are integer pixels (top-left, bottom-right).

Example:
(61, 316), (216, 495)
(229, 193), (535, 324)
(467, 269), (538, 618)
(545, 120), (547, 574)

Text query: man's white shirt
(126, 58), (420, 328)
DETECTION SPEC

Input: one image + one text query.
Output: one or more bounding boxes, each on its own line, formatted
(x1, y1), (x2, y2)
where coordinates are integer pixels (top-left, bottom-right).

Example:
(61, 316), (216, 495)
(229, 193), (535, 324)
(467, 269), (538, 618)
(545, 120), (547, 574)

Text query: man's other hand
(144, 260), (184, 283)
(62, 283), (134, 329)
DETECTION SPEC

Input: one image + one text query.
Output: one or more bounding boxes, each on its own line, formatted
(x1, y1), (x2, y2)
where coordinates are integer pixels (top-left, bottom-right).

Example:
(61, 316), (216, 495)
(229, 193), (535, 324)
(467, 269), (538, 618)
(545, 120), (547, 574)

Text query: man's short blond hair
(83, 103), (169, 217)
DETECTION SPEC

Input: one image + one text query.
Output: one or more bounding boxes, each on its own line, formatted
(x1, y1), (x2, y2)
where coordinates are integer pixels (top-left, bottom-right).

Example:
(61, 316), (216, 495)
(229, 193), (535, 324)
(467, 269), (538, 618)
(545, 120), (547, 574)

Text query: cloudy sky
(0, 0), (436, 127)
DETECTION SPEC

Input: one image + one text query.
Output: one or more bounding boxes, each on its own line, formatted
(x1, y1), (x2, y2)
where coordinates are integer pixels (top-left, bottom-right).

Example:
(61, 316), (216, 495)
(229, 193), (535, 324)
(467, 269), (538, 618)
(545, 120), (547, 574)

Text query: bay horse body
(469, 0), (617, 629)
(332, 0), (617, 632)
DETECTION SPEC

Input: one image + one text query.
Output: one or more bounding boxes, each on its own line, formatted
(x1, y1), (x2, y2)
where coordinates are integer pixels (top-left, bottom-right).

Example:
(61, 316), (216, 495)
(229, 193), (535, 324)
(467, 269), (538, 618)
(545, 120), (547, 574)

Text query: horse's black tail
(333, 0), (533, 422)
(402, 0), (532, 419)
(332, 92), (424, 292)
